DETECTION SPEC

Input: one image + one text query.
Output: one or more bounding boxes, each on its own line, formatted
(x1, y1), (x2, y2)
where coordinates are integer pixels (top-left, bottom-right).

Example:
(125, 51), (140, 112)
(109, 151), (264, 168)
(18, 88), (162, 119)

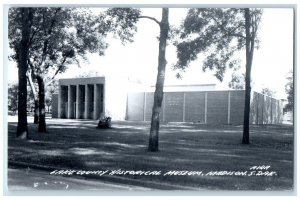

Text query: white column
(103, 84), (105, 117)
(183, 92), (186, 122)
(84, 84), (89, 119)
(93, 84), (97, 120)
(256, 93), (259, 124)
(162, 93), (165, 122)
(262, 95), (265, 124)
(204, 92), (207, 124)
(67, 85), (72, 119)
(58, 85), (62, 118)
(227, 91), (231, 124)
(94, 84), (100, 120)
(76, 85), (80, 119)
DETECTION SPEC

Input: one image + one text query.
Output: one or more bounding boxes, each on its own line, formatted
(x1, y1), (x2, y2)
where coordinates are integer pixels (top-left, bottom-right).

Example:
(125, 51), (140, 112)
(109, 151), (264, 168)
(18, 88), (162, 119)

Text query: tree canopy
(174, 8), (262, 81)
(9, 8), (111, 81)
(9, 7), (117, 133)
(174, 8), (262, 144)
(261, 87), (276, 97)
(228, 72), (245, 89)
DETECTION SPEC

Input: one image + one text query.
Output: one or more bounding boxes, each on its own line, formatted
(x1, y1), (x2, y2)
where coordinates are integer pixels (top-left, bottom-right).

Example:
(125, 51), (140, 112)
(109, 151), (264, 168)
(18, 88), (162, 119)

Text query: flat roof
(150, 84), (217, 88)
(59, 77), (105, 85)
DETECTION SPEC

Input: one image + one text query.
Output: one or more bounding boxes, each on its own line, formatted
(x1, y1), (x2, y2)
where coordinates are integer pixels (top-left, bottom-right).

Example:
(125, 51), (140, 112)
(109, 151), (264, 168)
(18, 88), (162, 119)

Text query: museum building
(52, 76), (283, 125)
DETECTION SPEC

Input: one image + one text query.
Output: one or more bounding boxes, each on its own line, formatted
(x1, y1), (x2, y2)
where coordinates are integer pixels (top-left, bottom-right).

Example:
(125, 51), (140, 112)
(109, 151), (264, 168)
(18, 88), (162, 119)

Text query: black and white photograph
(3, 1), (296, 196)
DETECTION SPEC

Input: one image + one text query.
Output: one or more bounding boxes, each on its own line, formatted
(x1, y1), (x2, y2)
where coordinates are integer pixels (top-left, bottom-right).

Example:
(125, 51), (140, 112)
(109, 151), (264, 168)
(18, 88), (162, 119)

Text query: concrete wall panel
(250, 92), (258, 124)
(127, 92), (144, 121)
(257, 93), (264, 124)
(263, 96), (272, 124)
(230, 90), (245, 124)
(271, 98), (277, 123)
(164, 92), (184, 122)
(145, 93), (154, 121)
(184, 92), (205, 123)
(206, 91), (229, 124)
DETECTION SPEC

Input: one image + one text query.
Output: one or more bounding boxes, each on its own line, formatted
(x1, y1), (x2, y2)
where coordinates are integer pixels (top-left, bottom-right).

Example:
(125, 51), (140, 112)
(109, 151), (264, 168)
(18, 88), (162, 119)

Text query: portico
(58, 77), (105, 120)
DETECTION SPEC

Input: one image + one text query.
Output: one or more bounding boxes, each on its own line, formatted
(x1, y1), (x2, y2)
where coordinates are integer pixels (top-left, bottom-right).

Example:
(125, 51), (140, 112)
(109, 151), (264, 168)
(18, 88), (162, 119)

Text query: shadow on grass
(7, 119), (294, 191)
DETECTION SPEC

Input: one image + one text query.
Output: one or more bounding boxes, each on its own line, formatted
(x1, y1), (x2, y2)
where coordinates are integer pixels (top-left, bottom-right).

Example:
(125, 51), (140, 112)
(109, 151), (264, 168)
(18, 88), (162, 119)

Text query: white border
(1, 0), (298, 199)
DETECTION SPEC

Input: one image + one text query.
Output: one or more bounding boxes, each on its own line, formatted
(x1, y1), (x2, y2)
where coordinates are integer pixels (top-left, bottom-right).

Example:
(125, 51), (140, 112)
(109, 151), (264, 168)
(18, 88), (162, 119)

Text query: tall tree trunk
(16, 8), (33, 139)
(36, 75), (47, 132)
(242, 8), (254, 144)
(148, 8), (169, 152)
(27, 71), (39, 123)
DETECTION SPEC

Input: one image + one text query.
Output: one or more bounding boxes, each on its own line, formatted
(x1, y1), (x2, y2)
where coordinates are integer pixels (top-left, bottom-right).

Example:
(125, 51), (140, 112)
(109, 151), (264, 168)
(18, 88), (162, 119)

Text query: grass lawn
(7, 117), (294, 191)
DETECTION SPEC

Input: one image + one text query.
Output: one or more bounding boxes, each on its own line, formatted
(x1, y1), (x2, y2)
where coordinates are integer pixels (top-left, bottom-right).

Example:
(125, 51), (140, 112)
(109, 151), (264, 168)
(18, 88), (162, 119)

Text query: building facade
(126, 90), (283, 124)
(56, 77), (105, 120)
(52, 77), (283, 124)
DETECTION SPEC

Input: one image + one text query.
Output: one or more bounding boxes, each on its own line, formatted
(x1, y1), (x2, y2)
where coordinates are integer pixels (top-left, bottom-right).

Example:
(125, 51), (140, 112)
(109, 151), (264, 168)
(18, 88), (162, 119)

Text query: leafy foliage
(261, 87), (276, 97)
(228, 73), (245, 89)
(174, 8), (262, 82)
(174, 8), (263, 145)
(9, 7), (115, 132)
(8, 83), (36, 113)
(9, 8), (113, 85)
(9, 7), (143, 84)
(284, 71), (293, 112)
(8, 83), (18, 112)
(105, 8), (141, 43)
(9, 7), (147, 133)
(45, 79), (58, 112)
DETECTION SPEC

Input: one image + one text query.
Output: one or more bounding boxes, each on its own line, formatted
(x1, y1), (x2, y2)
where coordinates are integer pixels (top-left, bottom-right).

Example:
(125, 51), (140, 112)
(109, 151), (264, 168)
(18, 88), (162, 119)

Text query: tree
(9, 8), (34, 138)
(174, 8), (262, 144)
(106, 8), (169, 151)
(284, 71), (293, 113)
(8, 83), (18, 113)
(8, 82), (36, 113)
(147, 9), (169, 152)
(242, 8), (261, 144)
(228, 73), (245, 89)
(9, 8), (111, 133)
(261, 87), (276, 97)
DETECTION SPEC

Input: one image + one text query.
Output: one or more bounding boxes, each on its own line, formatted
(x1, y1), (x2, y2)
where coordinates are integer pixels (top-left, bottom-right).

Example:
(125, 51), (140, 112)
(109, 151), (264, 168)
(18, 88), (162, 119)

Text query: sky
(7, 7), (294, 99)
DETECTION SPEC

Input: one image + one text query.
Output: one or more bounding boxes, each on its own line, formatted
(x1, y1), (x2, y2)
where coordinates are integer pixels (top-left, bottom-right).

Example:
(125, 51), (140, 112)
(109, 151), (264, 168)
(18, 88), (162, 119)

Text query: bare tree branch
(138, 15), (161, 26)
(50, 56), (67, 81)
